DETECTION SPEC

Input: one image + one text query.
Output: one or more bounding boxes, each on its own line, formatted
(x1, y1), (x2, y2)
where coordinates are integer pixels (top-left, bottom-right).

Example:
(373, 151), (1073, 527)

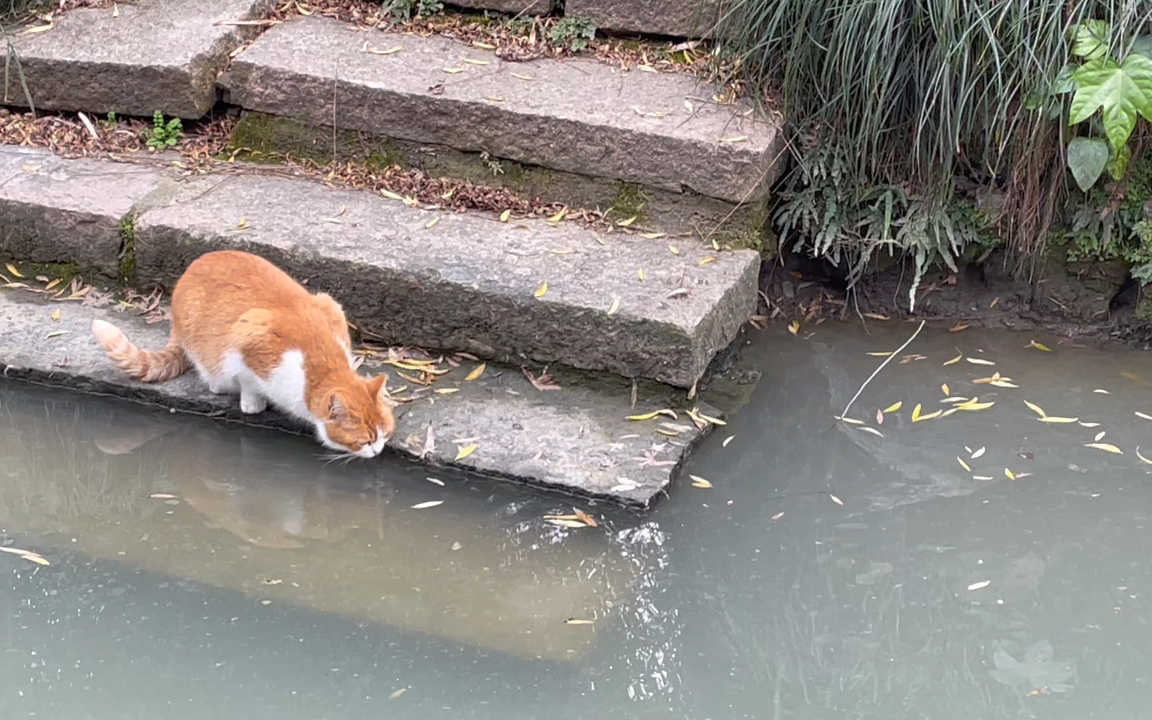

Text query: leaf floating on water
(723, 435), (734, 447)
(455, 443), (478, 460)
(1136, 447), (1152, 465)
(943, 354), (962, 366)
(966, 357), (996, 366)
(1037, 416), (1078, 423)
(1093, 388), (1110, 394)
(465, 363), (486, 382)
(426, 477), (445, 486)
(829, 494), (844, 506)
(862, 313), (888, 320)
(627, 409), (677, 421)
(1005, 468), (1016, 480)
(573, 508), (598, 527)
(688, 408), (726, 426)
(1085, 442), (1123, 455)
(1027, 340), (1052, 352)
(788, 320), (800, 335)
(866, 351), (893, 357)
(857, 426), (884, 438)
(1094, 430), (1107, 442)
(150, 493), (177, 499)
(968, 580), (991, 591)
(389, 689), (407, 700)
(836, 416), (865, 425)
(990, 380), (1019, 388)
(949, 322), (969, 332)
(911, 403), (923, 422)
(411, 501), (444, 509)
(882, 401), (903, 413)
(0, 547), (49, 566)
(1078, 421), (1101, 427)
(941, 383), (950, 396)
(973, 475), (994, 480)
(690, 475), (712, 488)
(548, 518), (587, 528)
(971, 446), (986, 459)
(1136, 412), (1152, 421)
(989, 296), (999, 309)
(876, 409), (884, 425)
(916, 409), (942, 421)
(565, 619), (595, 625)
(1023, 400), (1047, 418)
(957, 457), (971, 471)
(534, 281), (548, 298)
(770, 511), (785, 521)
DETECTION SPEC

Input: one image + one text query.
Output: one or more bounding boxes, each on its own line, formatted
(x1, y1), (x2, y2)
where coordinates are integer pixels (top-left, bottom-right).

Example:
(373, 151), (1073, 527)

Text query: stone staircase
(0, 0), (782, 504)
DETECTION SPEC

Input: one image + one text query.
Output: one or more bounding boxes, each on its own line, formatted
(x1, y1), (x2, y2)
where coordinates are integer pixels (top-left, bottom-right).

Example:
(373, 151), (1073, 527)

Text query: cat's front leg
(239, 386), (268, 414)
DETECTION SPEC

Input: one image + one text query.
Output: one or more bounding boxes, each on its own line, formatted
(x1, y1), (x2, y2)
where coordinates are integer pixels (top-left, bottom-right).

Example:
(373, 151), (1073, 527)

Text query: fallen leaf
(943, 354), (962, 366)
(788, 320), (800, 335)
(1005, 468), (1016, 480)
(565, 619), (595, 625)
(636, 268), (645, 282)
(484, 96), (505, 103)
(149, 493), (177, 499)
(363, 44), (402, 55)
(1028, 340), (1052, 352)
(990, 380), (1020, 388)
(989, 296), (999, 308)
(50, 309), (60, 321)
(425, 217), (439, 229)
(573, 508), (598, 527)
(698, 256), (716, 266)
(45, 331), (70, 339)
(1094, 431), (1106, 442)
(770, 511), (785, 521)
(390, 689), (407, 700)
(426, 477), (445, 486)
(911, 403), (922, 422)
(616, 216), (637, 227)
(949, 323), (969, 332)
(20, 22), (54, 34)
(44, 278), (61, 291)
(1093, 388), (1110, 394)
(455, 443), (478, 460)
(627, 409), (677, 421)
(1136, 412), (1152, 421)
(463, 58), (490, 65)
(434, 388), (459, 394)
(1023, 400), (1047, 418)
(465, 363), (486, 381)
(862, 313), (889, 320)
(941, 383), (950, 396)
(876, 409), (884, 424)
(5, 263), (23, 278)
(973, 475), (994, 480)
(915, 409), (942, 422)
(411, 501), (444, 509)
(1084, 442), (1123, 454)
(548, 518), (588, 528)
(968, 580), (991, 591)
(534, 281), (548, 298)
(690, 475), (712, 488)
(957, 457), (971, 471)
(719, 135), (747, 143)
(956, 400), (996, 411)
(723, 436), (734, 447)
(499, 209), (511, 222)
(1079, 421), (1101, 427)
(883, 401), (903, 413)
(668, 245), (679, 255)
(966, 357), (996, 366)
(829, 494), (844, 506)
(866, 351), (894, 357)
(511, 72), (532, 80)
(607, 298), (620, 315)
(836, 416), (865, 425)
(1137, 447), (1152, 465)
(971, 446), (986, 459)
(1037, 416), (1078, 423)
(548, 209), (567, 224)
(855, 426), (884, 437)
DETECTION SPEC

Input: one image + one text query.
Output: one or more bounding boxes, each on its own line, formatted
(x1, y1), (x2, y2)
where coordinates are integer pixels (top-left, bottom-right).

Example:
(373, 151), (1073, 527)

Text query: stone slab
(566, 0), (724, 38)
(0, 146), (167, 277)
(0, 288), (719, 507)
(449, 0), (550, 15)
(132, 171), (760, 388)
(6, 0), (274, 118)
(221, 16), (784, 203)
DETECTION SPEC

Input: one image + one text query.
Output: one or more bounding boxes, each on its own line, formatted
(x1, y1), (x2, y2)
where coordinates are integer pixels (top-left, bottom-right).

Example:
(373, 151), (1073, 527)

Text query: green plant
(1063, 19), (1152, 190)
(549, 17), (595, 52)
(145, 110), (182, 150)
(382, 0), (443, 23)
(479, 151), (504, 177)
(103, 111), (117, 129)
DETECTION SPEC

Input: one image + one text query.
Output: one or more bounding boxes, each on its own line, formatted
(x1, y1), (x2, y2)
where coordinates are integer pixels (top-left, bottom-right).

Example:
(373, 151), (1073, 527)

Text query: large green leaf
(1071, 20), (1110, 61)
(1067, 136), (1110, 191)
(1069, 55), (1152, 154)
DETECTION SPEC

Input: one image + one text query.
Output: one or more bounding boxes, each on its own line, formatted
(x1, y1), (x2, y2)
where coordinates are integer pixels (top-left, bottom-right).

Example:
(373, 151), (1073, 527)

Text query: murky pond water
(3, 323), (1152, 719)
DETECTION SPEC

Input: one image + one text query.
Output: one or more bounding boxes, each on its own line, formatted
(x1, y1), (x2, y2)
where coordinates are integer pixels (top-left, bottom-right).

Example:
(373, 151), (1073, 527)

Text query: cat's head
(315, 374), (395, 458)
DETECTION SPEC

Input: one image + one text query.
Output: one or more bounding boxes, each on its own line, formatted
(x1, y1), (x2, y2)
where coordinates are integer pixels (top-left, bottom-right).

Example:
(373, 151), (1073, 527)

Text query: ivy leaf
(1066, 136), (1110, 191)
(1071, 20), (1110, 61)
(1069, 55), (1152, 155)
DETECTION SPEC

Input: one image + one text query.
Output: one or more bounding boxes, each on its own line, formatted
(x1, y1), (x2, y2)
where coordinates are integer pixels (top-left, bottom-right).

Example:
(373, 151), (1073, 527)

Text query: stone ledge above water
(0, 290), (716, 507)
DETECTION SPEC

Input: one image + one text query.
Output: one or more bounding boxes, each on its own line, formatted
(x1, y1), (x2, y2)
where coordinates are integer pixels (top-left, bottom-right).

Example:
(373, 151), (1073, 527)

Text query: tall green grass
(715, 0), (1152, 298)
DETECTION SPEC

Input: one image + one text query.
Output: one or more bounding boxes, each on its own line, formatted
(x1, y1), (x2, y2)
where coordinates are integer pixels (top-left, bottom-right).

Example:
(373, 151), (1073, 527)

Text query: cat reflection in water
(92, 250), (395, 458)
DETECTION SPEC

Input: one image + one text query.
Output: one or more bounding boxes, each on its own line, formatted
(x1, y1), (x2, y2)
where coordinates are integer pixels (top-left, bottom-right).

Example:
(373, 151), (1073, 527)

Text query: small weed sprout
(145, 110), (182, 150)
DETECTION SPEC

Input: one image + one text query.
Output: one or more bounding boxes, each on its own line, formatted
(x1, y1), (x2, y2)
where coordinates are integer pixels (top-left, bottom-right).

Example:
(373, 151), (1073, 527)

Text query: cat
(91, 250), (395, 458)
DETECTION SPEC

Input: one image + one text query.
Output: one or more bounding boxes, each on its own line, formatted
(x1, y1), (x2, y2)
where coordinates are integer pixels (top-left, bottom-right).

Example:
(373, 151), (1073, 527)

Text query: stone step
(566, 0), (723, 38)
(220, 16), (783, 205)
(0, 146), (758, 390)
(7, 0), (272, 119)
(0, 284), (719, 507)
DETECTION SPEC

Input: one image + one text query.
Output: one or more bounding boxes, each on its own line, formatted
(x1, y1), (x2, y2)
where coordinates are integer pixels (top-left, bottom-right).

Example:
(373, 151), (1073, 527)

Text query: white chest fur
(220, 349), (313, 421)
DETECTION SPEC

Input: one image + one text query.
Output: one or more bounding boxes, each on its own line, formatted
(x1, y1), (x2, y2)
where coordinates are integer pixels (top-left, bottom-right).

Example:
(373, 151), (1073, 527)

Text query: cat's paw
(239, 391), (268, 414)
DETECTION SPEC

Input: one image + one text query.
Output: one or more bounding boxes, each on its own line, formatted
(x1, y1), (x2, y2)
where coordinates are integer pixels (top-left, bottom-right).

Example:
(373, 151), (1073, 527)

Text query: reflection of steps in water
(0, 385), (642, 661)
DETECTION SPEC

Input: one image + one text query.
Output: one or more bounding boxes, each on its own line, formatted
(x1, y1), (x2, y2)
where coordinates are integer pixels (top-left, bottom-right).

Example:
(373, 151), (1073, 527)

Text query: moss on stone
(608, 183), (649, 224)
(1135, 293), (1152, 321)
(228, 112), (407, 169)
(118, 214), (137, 285)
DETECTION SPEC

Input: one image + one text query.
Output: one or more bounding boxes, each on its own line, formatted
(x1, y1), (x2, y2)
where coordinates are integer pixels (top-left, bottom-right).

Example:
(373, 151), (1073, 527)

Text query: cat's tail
(91, 319), (190, 382)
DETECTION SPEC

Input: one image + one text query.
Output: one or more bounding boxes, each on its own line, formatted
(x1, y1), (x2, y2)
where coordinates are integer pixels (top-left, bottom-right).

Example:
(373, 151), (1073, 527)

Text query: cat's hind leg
(238, 384), (268, 414)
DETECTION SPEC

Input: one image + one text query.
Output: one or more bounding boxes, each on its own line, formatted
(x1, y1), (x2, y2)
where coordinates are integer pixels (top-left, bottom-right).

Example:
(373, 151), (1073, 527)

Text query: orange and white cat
(91, 250), (395, 458)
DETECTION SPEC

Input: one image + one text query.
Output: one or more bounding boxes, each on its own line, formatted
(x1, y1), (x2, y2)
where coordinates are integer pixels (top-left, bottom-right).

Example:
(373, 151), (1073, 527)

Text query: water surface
(3, 322), (1152, 719)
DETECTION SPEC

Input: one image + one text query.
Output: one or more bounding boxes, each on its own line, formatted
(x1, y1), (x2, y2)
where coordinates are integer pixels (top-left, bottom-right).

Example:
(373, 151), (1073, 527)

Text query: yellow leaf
(690, 475), (712, 488)
(965, 357), (996, 366)
(534, 281), (548, 298)
(1137, 447), (1152, 465)
(1027, 340), (1052, 351)
(788, 320), (799, 335)
(637, 268), (645, 281)
(915, 409), (942, 422)
(642, 232), (666, 239)
(882, 401), (902, 413)
(698, 256), (716, 266)
(473, 41), (496, 49)
(627, 409), (676, 421)
(957, 401), (996, 411)
(20, 23), (54, 34)
(465, 363), (486, 381)
(862, 313), (889, 320)
(1094, 430), (1106, 442)
(50, 309), (59, 321)
(499, 209), (511, 222)
(463, 58), (490, 65)
(1037, 416), (1078, 423)
(943, 354), (962, 366)
(565, 619), (595, 625)
(989, 296), (999, 308)
(989, 380), (1019, 388)
(1005, 468), (1016, 480)
(389, 689), (407, 700)
(941, 383), (950, 396)
(957, 457), (971, 471)
(5, 263), (23, 278)
(949, 322), (969, 332)
(1084, 442), (1123, 455)
(425, 217), (439, 229)
(381, 189), (404, 201)
(455, 443), (478, 460)
(484, 96), (505, 103)
(1023, 400), (1047, 418)
(617, 216), (637, 227)
(693, 409), (727, 425)
(512, 73), (533, 80)
(836, 416), (864, 425)
(911, 403), (922, 422)
(607, 297), (620, 315)
(971, 446), (987, 459)
(866, 351), (893, 356)
(668, 245), (680, 255)
(434, 388), (459, 394)
(44, 278), (61, 290)
(548, 209), (566, 224)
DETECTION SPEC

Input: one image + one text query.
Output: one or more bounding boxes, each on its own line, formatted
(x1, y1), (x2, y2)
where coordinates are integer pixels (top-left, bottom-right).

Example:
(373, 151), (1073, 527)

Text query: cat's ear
(327, 393), (349, 423)
(367, 374), (389, 402)
(350, 354), (365, 370)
